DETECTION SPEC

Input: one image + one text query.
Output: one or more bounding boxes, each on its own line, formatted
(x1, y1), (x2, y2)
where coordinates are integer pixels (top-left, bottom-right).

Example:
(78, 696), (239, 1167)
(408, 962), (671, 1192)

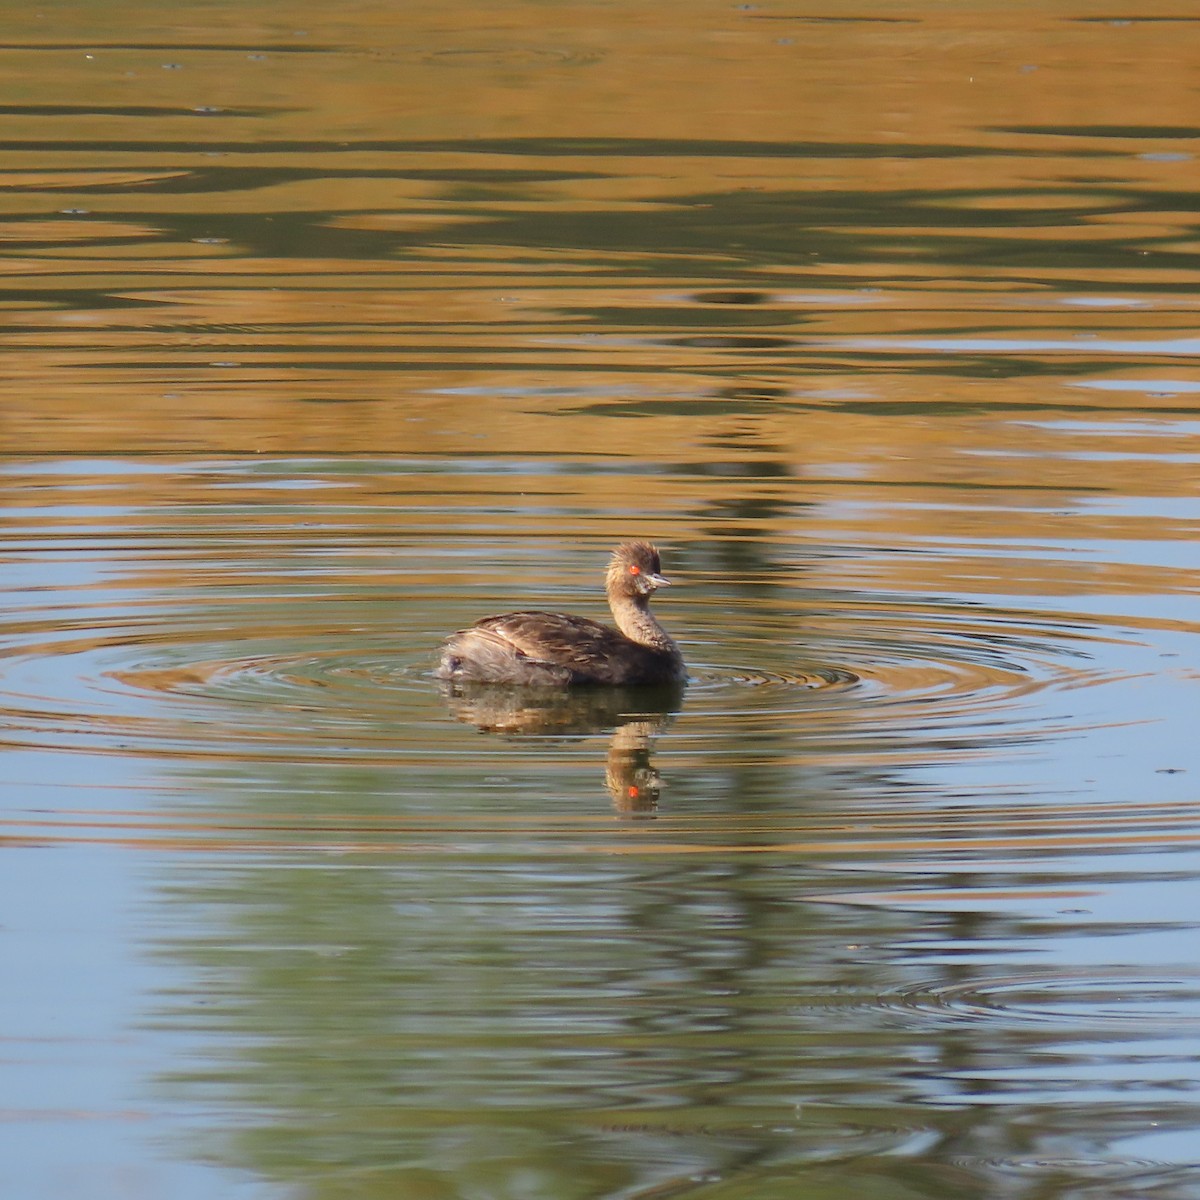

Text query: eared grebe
(436, 540), (686, 687)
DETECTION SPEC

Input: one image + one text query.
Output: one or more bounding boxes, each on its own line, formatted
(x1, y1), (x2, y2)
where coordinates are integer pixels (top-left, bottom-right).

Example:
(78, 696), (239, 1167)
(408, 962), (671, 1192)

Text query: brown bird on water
(436, 540), (685, 688)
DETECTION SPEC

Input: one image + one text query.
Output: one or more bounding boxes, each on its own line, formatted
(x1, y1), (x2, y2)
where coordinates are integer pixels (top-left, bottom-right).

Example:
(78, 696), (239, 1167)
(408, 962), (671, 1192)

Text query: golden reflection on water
(7, 796), (1200, 858)
(2, 1), (1200, 1196)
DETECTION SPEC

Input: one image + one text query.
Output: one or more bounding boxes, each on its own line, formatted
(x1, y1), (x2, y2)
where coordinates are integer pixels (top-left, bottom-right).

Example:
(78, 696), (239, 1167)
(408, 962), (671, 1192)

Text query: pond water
(2, 2), (1199, 1197)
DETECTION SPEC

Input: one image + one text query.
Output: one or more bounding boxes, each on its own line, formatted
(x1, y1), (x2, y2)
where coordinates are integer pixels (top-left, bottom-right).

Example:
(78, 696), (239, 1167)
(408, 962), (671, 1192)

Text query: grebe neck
(608, 590), (680, 658)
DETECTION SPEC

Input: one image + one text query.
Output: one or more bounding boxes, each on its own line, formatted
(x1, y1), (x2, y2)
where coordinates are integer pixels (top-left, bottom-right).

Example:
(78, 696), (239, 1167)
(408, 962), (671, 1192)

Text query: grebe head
(607, 540), (671, 599)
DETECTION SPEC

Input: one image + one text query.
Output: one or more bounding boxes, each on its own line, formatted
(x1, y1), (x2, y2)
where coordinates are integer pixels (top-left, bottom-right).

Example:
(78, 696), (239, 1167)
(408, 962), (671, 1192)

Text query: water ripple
(679, 597), (1134, 754)
(884, 969), (1200, 1029)
(0, 581), (1143, 764)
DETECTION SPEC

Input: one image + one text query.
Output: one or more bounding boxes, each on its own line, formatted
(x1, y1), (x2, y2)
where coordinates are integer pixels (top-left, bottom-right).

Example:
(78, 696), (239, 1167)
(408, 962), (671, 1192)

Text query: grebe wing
(468, 610), (619, 663)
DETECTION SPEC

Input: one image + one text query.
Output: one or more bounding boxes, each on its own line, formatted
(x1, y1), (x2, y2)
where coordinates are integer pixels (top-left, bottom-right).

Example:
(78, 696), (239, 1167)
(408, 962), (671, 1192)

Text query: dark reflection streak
(996, 123), (1200, 137)
(554, 304), (799, 332)
(616, 873), (791, 1194)
(688, 425), (827, 777)
(0, 137), (1096, 159)
(4, 168), (605, 198)
(1071, 15), (1200, 21)
(745, 14), (921, 23)
(567, 396), (1197, 422)
(695, 290), (774, 306)
(0, 42), (327, 52)
(0, 290), (166, 312)
(9, 175), (1190, 290)
(689, 419), (799, 593)
(0, 104), (282, 118)
(937, 897), (996, 1114)
(683, 420), (921, 794)
(915, 898), (1057, 1170)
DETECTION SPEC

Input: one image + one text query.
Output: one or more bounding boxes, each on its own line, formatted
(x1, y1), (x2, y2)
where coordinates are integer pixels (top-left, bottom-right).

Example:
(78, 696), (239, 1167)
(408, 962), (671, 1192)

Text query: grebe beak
(646, 573), (671, 589)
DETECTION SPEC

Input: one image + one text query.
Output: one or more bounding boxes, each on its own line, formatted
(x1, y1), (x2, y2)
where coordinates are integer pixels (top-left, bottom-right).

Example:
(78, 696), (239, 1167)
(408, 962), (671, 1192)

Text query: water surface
(2, 2), (1199, 1197)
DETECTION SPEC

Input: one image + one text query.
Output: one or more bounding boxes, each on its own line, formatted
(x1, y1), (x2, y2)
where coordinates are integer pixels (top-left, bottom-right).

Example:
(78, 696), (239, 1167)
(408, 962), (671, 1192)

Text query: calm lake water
(2, 2), (1200, 1197)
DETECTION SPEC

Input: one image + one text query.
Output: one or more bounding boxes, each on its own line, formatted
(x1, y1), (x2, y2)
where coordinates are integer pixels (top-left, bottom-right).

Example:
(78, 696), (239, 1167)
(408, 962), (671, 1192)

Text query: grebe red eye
(629, 564), (640, 574)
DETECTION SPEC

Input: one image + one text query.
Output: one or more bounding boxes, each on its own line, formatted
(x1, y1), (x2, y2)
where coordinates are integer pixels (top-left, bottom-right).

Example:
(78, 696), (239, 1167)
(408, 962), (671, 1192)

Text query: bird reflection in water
(439, 682), (683, 818)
